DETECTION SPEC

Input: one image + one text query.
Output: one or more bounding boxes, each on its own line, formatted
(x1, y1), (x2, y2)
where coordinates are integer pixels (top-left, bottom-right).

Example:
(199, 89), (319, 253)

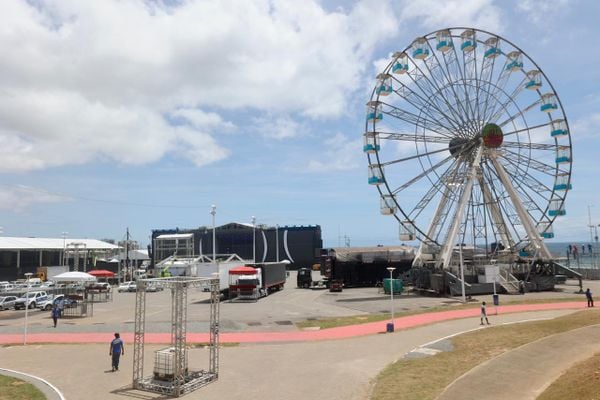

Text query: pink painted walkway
(0, 302), (587, 345)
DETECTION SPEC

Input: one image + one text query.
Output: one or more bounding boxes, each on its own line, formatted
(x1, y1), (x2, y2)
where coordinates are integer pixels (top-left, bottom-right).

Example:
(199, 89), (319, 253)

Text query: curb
(0, 367), (66, 400)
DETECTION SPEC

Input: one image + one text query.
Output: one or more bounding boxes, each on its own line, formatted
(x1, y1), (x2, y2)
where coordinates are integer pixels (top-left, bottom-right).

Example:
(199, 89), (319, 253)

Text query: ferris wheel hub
(481, 123), (503, 148)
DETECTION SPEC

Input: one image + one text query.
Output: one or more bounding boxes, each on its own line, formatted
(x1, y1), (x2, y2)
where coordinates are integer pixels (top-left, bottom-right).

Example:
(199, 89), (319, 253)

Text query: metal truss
(132, 276), (220, 398)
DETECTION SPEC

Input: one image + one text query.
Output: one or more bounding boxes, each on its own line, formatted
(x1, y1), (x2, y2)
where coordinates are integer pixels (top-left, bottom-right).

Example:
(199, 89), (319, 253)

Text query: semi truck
(228, 262), (287, 300)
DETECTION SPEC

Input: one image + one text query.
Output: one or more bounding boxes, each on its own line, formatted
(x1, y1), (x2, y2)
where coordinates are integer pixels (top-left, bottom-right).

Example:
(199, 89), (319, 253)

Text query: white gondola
(363, 131), (380, 153)
(550, 119), (568, 137)
(554, 173), (572, 191)
(399, 222), (416, 241)
(505, 51), (523, 71)
(376, 73), (393, 96)
(366, 101), (382, 123)
(380, 194), (396, 215)
(392, 52), (409, 74)
(525, 70), (542, 90)
(555, 146), (571, 164)
(412, 37), (430, 60)
(484, 37), (500, 58)
(368, 164), (384, 185)
(436, 29), (453, 52)
(460, 29), (476, 52)
(537, 222), (554, 239)
(548, 199), (566, 216)
(540, 93), (558, 112)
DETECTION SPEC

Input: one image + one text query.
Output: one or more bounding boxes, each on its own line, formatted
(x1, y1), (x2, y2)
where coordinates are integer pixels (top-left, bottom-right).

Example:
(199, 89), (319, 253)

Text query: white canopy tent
(53, 271), (97, 282)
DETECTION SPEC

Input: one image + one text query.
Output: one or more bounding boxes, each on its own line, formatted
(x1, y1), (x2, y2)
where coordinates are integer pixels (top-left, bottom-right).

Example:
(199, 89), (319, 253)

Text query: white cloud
(571, 113), (600, 139)
(0, 0), (399, 172)
(398, 0), (503, 33)
(0, 185), (69, 212)
(252, 115), (302, 140)
(517, 0), (570, 26)
(306, 132), (362, 172)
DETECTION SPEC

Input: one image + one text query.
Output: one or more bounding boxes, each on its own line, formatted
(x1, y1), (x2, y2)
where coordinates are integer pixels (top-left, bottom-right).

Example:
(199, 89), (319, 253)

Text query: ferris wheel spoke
(379, 102), (455, 137)
(408, 159), (468, 221)
(500, 148), (558, 175)
(481, 57), (513, 122)
(502, 141), (556, 151)
(487, 75), (528, 123)
(391, 77), (465, 133)
(448, 43), (478, 123)
(405, 57), (469, 130)
(423, 41), (473, 124)
(502, 121), (553, 138)
(380, 143), (457, 167)
(391, 155), (457, 194)
(478, 173), (513, 249)
(378, 131), (452, 144)
(497, 98), (543, 128)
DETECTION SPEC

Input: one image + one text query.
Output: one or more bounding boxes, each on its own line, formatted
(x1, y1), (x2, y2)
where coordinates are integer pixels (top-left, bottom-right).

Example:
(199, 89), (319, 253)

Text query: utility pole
(211, 205), (216, 263)
(126, 228), (130, 282)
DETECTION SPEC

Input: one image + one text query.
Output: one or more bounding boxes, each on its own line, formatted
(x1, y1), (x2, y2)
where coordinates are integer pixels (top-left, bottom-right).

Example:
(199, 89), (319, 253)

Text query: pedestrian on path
(51, 304), (60, 328)
(109, 333), (124, 372)
(480, 301), (490, 325)
(585, 288), (594, 308)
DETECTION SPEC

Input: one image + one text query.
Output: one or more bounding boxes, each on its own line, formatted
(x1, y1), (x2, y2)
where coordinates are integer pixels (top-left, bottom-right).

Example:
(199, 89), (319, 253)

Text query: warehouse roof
(0, 237), (119, 250)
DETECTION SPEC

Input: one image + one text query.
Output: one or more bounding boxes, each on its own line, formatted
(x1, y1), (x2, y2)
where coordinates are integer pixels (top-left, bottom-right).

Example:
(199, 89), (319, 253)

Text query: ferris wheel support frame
(489, 151), (552, 260)
(434, 142), (484, 269)
(478, 175), (513, 251)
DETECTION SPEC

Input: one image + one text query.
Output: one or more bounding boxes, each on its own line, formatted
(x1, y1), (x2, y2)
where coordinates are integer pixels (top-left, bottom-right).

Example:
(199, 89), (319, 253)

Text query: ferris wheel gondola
(363, 28), (572, 268)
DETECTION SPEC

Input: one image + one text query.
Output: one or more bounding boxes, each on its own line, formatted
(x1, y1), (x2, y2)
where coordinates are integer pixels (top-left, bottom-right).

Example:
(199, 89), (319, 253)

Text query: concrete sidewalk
(437, 323), (600, 400)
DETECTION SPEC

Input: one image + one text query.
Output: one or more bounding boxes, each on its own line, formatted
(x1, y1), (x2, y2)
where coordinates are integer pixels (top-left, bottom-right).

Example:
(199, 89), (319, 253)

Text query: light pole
(275, 224), (279, 262)
(459, 243), (466, 303)
(62, 232), (68, 266)
(387, 267), (396, 332)
(251, 216), (256, 263)
(211, 205), (217, 263)
(23, 272), (32, 345)
(588, 205), (595, 244)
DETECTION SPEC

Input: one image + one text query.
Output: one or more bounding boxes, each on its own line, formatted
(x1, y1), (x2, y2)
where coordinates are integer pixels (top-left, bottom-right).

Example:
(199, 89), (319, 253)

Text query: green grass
(0, 375), (46, 400)
(295, 296), (583, 330)
(370, 309), (600, 400)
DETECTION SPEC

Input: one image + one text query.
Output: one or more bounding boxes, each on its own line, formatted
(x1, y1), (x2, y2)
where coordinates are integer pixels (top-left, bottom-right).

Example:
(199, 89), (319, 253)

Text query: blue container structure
(412, 37), (429, 60)
(484, 37), (501, 58)
(368, 164), (384, 185)
(392, 52), (409, 74)
(550, 119), (568, 137)
(363, 132), (380, 153)
(540, 93), (558, 113)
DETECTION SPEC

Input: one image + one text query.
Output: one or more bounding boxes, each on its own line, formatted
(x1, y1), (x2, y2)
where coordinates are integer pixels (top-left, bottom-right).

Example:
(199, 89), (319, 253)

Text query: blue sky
(0, 0), (599, 247)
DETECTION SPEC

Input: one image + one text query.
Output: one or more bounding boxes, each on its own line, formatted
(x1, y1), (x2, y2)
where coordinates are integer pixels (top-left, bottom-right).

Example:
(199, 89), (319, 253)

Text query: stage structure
(132, 276), (220, 397)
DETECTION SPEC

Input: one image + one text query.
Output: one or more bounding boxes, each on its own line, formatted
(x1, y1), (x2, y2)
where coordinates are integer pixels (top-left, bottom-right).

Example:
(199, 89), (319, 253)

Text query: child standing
(480, 301), (490, 325)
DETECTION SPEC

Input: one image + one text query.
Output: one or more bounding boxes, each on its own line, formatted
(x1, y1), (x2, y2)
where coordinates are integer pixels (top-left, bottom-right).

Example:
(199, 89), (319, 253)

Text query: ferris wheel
(364, 28), (572, 268)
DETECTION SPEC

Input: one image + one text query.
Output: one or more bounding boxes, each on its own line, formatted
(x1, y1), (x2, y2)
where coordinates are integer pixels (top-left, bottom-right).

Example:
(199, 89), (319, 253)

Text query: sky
(0, 0), (599, 248)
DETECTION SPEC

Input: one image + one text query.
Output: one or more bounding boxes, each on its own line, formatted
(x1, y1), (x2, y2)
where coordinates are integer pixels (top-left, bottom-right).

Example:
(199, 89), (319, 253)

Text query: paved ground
(0, 275), (598, 399)
(0, 309), (585, 400)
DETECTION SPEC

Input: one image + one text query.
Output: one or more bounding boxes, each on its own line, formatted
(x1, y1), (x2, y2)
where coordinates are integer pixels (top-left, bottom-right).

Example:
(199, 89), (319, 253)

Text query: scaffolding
(132, 276), (220, 397)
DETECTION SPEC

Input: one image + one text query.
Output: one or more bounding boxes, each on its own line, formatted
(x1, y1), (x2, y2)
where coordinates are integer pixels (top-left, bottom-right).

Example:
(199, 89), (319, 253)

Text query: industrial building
(0, 237), (119, 281)
(151, 223), (322, 270)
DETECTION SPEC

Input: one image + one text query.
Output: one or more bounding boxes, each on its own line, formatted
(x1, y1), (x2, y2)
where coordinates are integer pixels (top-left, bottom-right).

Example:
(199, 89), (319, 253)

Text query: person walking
(585, 288), (594, 308)
(109, 333), (125, 372)
(51, 304), (61, 328)
(480, 301), (490, 325)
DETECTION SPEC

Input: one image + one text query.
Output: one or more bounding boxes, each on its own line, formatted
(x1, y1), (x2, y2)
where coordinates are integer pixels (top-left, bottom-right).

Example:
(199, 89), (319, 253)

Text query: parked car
(14, 291), (49, 310)
(37, 294), (75, 311)
(0, 296), (17, 310)
(86, 282), (112, 293)
(0, 283), (15, 292)
(118, 281), (137, 292)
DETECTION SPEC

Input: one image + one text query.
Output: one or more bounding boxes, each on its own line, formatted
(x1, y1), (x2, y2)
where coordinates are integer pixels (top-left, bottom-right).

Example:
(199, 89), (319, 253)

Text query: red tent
(87, 269), (115, 278)
(228, 266), (257, 275)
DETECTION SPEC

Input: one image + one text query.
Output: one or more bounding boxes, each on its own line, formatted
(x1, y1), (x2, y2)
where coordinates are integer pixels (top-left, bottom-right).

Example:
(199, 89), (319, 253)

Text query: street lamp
(251, 216), (256, 263)
(62, 232), (68, 266)
(211, 205), (217, 263)
(23, 272), (33, 345)
(386, 267), (396, 332)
